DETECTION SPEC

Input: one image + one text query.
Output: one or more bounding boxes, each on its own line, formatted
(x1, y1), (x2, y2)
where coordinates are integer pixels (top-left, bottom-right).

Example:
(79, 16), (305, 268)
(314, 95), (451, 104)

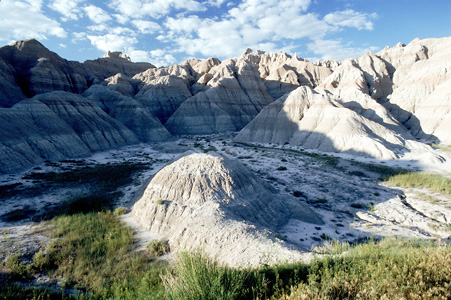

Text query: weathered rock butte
(131, 152), (323, 266)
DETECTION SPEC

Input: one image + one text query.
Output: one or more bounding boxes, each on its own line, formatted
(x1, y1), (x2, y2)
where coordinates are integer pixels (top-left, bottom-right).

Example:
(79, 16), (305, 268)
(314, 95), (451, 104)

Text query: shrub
(148, 239), (170, 257)
(292, 190), (304, 197)
(113, 206), (128, 216)
(277, 166), (287, 171)
(350, 202), (368, 209)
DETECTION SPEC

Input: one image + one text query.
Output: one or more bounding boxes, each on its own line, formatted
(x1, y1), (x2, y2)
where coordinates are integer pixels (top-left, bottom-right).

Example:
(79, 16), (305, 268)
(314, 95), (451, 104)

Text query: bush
(113, 207), (127, 216)
(292, 190), (304, 197)
(350, 202), (368, 209)
(148, 240), (170, 257)
(277, 166), (287, 171)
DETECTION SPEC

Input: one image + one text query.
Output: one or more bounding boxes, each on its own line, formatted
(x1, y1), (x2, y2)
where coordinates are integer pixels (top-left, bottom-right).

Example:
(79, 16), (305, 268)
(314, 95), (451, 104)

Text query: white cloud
(49, 0), (85, 21)
(206, 0), (227, 8)
(72, 32), (88, 43)
(324, 9), (377, 30)
(87, 24), (108, 32)
(307, 39), (379, 61)
(164, 16), (201, 34)
(112, 27), (136, 35)
(0, 0), (66, 42)
(87, 34), (137, 52)
(83, 5), (112, 24)
(161, 0), (320, 58)
(159, 0), (379, 62)
(113, 14), (129, 24)
(131, 20), (162, 34)
(126, 47), (177, 66)
(109, 0), (205, 19)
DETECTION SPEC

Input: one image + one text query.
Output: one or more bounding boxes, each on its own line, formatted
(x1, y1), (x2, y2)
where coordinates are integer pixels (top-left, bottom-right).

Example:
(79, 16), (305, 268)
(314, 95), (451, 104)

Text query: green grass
(280, 238), (451, 300)
(1, 212), (167, 299)
(384, 172), (451, 196)
(163, 251), (310, 300)
(164, 238), (451, 300)
(3, 215), (450, 300)
(163, 251), (248, 300)
(0, 284), (79, 300)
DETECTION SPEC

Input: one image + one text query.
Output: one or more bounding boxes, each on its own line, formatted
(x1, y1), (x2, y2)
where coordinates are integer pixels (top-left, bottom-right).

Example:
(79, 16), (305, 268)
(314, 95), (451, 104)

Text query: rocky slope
(130, 151), (323, 266)
(0, 91), (141, 173)
(0, 39), (166, 173)
(0, 37), (450, 172)
(236, 37), (451, 160)
(83, 85), (172, 142)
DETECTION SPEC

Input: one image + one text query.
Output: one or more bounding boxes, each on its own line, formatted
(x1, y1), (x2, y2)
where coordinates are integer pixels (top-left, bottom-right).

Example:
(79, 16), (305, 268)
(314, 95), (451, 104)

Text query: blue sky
(1, 0), (450, 66)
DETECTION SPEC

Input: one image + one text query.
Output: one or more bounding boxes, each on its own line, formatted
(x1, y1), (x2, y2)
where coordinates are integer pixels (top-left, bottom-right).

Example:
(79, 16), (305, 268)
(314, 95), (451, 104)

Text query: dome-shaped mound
(130, 152), (323, 266)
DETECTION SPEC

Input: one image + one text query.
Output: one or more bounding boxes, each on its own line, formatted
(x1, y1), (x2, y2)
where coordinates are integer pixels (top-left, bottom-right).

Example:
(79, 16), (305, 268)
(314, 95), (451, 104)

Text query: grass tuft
(163, 251), (248, 300)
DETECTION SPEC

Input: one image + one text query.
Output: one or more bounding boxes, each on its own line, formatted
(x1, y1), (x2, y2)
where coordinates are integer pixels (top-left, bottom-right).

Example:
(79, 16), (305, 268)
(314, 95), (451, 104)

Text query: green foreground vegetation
(1, 157), (451, 299)
(2, 211), (450, 300)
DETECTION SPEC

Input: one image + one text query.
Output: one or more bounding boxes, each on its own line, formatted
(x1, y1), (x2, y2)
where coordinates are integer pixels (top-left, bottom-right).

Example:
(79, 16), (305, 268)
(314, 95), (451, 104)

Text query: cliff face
(0, 37), (450, 173)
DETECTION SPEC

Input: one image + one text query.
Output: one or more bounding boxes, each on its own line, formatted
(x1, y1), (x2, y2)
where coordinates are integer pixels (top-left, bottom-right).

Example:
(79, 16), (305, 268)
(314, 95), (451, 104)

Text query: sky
(1, 0), (450, 67)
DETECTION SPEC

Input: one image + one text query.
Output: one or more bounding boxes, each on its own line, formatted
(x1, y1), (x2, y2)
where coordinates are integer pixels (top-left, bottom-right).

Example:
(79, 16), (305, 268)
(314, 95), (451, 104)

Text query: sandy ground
(1, 134), (450, 265)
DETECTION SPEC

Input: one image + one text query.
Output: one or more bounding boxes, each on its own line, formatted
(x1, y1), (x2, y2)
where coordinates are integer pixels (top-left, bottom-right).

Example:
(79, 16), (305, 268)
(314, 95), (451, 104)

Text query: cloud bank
(0, 0), (379, 66)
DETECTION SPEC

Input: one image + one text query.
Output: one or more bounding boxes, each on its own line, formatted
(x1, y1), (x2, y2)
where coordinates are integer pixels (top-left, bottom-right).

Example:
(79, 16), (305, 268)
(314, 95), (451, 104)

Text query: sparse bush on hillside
(113, 206), (127, 216)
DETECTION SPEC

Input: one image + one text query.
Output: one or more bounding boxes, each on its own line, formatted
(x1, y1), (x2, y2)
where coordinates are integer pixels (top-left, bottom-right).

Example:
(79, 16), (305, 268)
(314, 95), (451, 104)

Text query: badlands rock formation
(0, 91), (142, 173)
(0, 39), (153, 106)
(0, 37), (450, 172)
(164, 50), (331, 135)
(83, 85), (172, 142)
(131, 152), (323, 266)
(236, 37), (451, 160)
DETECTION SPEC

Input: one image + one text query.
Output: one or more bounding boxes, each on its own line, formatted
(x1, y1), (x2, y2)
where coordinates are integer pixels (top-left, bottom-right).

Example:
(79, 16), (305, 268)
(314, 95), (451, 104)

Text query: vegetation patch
(2, 211), (167, 299)
(148, 239), (170, 257)
(292, 190), (304, 197)
(384, 172), (451, 195)
(350, 202), (369, 209)
(3, 219), (450, 300)
(7, 162), (148, 220)
(280, 238), (451, 300)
